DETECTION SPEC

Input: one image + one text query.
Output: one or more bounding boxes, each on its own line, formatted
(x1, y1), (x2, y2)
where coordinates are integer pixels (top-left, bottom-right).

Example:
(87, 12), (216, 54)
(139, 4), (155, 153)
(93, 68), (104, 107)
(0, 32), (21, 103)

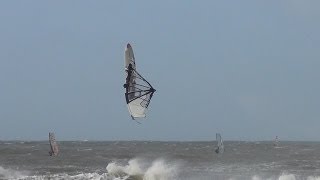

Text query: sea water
(1, 141), (320, 180)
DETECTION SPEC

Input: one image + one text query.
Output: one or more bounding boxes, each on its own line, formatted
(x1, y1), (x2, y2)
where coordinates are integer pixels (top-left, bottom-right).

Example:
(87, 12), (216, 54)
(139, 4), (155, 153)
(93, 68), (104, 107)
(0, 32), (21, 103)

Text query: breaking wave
(106, 158), (180, 180)
(0, 158), (180, 180)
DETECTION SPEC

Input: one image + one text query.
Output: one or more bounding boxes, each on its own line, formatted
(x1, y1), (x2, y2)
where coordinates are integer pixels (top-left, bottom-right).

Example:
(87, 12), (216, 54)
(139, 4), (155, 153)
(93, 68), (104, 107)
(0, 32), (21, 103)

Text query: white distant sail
(123, 43), (156, 120)
(49, 132), (59, 156)
(215, 133), (224, 154)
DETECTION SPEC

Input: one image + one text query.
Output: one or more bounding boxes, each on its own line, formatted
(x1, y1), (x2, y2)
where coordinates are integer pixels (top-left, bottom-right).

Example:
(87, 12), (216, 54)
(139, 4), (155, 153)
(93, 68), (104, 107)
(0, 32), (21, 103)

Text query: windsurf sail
(49, 132), (59, 156)
(274, 136), (279, 146)
(215, 133), (224, 154)
(123, 43), (156, 120)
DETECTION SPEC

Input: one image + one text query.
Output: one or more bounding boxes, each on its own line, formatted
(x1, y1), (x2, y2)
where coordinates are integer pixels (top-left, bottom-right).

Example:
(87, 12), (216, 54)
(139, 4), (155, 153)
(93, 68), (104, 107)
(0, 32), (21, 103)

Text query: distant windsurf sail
(123, 43), (156, 120)
(274, 136), (279, 146)
(49, 132), (59, 156)
(215, 133), (224, 154)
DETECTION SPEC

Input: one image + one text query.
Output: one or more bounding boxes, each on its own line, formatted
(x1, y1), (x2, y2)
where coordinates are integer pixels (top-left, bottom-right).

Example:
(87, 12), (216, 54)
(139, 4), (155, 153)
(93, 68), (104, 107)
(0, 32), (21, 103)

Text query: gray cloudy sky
(0, 1), (319, 141)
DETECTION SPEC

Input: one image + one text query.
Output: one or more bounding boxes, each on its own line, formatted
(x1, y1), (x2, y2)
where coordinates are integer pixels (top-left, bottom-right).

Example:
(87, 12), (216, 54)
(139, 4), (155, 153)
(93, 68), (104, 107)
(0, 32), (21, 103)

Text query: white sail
(49, 132), (59, 156)
(215, 133), (224, 154)
(123, 43), (156, 120)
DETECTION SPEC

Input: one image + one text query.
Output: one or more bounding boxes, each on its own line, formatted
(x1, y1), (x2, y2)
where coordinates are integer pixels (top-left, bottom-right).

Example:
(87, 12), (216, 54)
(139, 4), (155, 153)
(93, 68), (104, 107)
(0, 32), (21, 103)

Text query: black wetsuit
(124, 64), (133, 88)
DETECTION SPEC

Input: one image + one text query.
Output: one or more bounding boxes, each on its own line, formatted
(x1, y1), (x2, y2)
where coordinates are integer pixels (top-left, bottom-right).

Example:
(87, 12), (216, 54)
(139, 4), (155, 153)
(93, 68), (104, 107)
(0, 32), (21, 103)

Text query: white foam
(2, 164), (320, 180)
(0, 158), (179, 180)
(106, 158), (179, 180)
(278, 174), (296, 180)
(252, 175), (262, 180)
(144, 159), (179, 180)
(106, 158), (143, 177)
(0, 166), (28, 179)
(20, 173), (113, 180)
(250, 173), (320, 180)
(307, 177), (320, 180)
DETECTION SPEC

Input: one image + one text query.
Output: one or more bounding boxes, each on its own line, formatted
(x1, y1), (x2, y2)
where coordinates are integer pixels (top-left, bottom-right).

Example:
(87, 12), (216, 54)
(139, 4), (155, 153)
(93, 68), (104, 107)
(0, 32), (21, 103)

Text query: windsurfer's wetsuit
(124, 64), (133, 88)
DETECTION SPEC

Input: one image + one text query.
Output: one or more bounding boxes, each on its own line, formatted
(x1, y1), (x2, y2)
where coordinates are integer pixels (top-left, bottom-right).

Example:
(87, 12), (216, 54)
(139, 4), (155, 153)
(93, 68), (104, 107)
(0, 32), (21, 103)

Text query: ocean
(1, 141), (320, 180)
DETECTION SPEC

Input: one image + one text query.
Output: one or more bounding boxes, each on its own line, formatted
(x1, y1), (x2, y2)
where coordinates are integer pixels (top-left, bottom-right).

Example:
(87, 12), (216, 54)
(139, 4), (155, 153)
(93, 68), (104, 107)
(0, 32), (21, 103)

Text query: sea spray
(278, 173), (296, 180)
(106, 158), (179, 180)
(144, 159), (179, 180)
(106, 158), (143, 177)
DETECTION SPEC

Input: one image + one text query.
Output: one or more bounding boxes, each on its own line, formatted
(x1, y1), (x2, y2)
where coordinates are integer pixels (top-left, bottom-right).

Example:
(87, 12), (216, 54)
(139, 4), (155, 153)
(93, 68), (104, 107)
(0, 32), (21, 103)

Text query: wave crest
(106, 158), (179, 180)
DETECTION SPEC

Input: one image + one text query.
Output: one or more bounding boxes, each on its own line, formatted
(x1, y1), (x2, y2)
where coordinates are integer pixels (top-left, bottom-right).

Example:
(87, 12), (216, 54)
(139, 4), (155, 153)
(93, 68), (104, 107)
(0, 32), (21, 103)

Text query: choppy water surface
(1, 141), (320, 180)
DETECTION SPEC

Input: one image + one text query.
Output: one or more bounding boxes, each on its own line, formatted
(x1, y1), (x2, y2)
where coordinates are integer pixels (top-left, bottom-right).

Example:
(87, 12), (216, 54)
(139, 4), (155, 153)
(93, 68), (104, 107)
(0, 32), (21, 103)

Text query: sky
(0, 1), (319, 141)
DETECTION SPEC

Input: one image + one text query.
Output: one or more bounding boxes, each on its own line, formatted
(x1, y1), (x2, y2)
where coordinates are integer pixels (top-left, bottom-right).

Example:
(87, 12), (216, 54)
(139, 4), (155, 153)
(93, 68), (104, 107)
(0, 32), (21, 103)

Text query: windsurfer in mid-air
(123, 64), (133, 89)
(123, 43), (156, 120)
